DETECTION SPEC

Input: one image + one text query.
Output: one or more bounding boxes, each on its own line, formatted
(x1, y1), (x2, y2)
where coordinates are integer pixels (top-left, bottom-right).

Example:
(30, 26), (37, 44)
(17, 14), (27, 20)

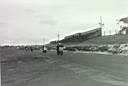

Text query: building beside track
(60, 27), (102, 43)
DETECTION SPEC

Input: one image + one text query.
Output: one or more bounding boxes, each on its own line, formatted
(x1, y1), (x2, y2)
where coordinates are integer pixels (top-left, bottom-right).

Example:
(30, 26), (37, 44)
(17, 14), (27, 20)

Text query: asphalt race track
(1, 49), (128, 86)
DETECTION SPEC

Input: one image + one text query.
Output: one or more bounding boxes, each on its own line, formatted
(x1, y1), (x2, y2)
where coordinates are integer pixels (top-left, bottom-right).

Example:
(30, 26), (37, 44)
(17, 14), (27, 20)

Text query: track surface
(1, 49), (128, 86)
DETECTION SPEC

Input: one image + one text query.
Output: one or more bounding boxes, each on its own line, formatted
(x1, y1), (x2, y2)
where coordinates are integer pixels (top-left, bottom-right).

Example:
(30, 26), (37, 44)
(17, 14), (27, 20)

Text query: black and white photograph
(0, 0), (128, 86)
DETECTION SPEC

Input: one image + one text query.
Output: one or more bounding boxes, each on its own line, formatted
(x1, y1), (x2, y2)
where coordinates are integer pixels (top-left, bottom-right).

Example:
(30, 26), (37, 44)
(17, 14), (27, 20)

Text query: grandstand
(63, 34), (128, 46)
(60, 27), (102, 43)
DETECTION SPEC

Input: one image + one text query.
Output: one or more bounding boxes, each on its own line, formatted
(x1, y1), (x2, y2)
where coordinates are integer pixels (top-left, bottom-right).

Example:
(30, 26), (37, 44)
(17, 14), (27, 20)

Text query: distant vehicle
(108, 45), (120, 54)
(119, 44), (128, 54)
(89, 47), (98, 51)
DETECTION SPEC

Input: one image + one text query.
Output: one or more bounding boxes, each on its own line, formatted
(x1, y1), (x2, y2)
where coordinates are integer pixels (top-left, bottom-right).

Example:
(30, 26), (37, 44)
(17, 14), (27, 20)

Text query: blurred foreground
(1, 48), (128, 86)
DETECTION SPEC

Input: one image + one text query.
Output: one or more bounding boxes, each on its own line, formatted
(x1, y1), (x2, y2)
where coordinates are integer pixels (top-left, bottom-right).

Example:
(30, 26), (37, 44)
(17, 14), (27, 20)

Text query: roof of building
(65, 27), (101, 38)
(81, 27), (101, 36)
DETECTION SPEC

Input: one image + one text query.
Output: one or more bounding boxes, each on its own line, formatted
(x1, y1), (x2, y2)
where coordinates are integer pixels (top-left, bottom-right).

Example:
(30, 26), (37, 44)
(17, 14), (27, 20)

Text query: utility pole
(99, 16), (104, 28)
(99, 16), (104, 36)
(104, 31), (105, 36)
(116, 19), (119, 34)
(115, 29), (117, 35)
(57, 32), (60, 43)
(109, 30), (111, 36)
(43, 38), (45, 45)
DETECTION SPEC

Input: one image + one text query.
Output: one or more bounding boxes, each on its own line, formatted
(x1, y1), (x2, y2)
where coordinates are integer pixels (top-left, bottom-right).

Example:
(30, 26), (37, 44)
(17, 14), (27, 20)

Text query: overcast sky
(0, 0), (128, 45)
